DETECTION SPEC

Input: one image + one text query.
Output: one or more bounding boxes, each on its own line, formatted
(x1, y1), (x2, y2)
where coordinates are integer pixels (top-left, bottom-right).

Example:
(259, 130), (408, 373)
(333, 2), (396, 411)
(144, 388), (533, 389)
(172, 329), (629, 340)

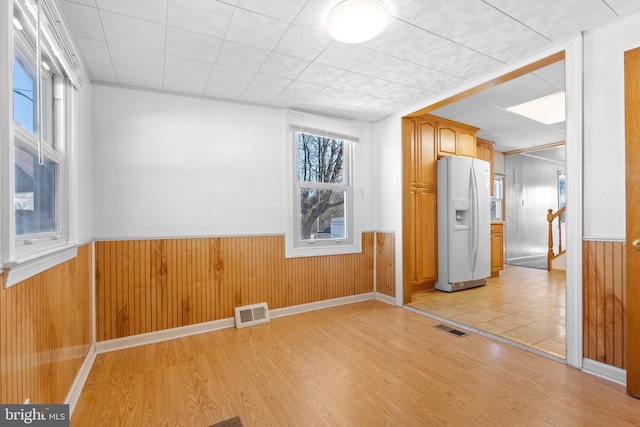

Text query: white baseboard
(65, 344), (97, 416)
(374, 292), (396, 306)
(269, 292), (375, 318)
(95, 317), (236, 354)
(95, 292), (376, 354)
(582, 358), (627, 386)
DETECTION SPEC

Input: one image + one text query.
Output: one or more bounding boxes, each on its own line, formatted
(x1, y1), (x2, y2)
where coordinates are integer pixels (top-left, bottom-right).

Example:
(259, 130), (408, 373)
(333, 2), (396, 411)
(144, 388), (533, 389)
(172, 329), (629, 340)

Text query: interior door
(624, 46), (640, 398)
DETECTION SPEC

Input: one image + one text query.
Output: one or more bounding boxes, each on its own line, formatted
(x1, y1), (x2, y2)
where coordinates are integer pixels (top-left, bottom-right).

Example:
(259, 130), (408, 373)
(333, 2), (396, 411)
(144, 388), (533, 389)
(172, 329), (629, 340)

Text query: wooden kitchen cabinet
(476, 138), (495, 196)
(402, 114), (480, 301)
(436, 119), (479, 158)
(403, 116), (438, 296)
(491, 222), (504, 277)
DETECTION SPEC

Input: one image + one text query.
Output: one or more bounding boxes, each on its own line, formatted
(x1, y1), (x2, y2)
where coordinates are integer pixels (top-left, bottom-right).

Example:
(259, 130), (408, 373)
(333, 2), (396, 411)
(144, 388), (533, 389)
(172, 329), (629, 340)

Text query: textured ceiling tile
(259, 53), (311, 80)
(605, 0), (640, 16)
(85, 62), (116, 82)
(238, 89), (278, 104)
(388, 0), (439, 22)
(472, 73), (558, 106)
(203, 82), (243, 99)
(247, 74), (292, 93)
(532, 62), (565, 90)
(412, 0), (551, 62)
(168, 0), (235, 38)
(208, 64), (255, 88)
(75, 37), (111, 65)
(225, 8), (290, 50)
(109, 45), (165, 74)
(280, 80), (324, 99)
(238, 0), (308, 22)
(297, 62), (346, 86)
(429, 97), (489, 119)
(270, 94), (310, 108)
(312, 87), (399, 110)
(315, 42), (371, 69)
(95, 0), (168, 24)
(164, 55), (214, 81)
(292, 0), (340, 33)
(115, 68), (164, 90)
(274, 25), (333, 61)
(330, 72), (426, 103)
(100, 10), (166, 53)
(165, 27), (223, 63)
(61, 1), (105, 40)
(163, 76), (207, 95)
(351, 51), (461, 91)
(378, 26), (503, 79)
(216, 41), (270, 72)
(485, 0), (616, 41)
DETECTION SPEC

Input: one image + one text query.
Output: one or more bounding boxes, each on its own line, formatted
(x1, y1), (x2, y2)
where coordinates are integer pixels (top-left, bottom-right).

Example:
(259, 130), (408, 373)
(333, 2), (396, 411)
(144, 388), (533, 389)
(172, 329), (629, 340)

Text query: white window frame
(285, 110), (362, 258)
(0, 0), (82, 287)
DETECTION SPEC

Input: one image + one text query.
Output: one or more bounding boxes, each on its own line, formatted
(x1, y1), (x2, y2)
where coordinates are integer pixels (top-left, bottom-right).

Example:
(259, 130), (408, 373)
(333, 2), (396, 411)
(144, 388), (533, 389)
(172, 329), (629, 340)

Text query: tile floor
(408, 265), (566, 358)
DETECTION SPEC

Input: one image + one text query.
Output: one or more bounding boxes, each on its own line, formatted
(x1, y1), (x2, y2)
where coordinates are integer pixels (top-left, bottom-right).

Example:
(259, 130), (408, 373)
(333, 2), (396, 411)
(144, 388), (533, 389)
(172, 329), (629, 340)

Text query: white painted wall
(583, 11), (640, 240)
(75, 73), (93, 242)
(92, 85), (374, 239)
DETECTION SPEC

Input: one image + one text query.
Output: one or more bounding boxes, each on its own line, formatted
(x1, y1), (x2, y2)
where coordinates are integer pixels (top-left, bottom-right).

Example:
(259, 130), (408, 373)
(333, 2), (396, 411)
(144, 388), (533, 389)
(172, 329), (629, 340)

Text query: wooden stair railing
(547, 206), (566, 271)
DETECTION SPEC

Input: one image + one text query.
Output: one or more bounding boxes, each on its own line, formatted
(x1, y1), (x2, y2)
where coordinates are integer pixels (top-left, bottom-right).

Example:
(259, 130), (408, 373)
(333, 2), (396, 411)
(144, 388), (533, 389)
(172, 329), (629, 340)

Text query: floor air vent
(433, 324), (468, 337)
(234, 303), (270, 328)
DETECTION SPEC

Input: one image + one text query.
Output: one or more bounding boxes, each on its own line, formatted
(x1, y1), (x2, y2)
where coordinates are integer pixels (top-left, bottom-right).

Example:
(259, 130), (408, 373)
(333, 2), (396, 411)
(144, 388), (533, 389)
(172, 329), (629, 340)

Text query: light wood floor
(408, 265), (566, 358)
(71, 300), (640, 426)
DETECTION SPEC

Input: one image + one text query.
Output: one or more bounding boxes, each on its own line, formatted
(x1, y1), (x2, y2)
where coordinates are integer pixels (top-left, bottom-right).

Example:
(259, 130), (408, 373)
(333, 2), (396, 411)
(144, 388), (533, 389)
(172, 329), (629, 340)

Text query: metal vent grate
(433, 324), (468, 337)
(235, 303), (270, 328)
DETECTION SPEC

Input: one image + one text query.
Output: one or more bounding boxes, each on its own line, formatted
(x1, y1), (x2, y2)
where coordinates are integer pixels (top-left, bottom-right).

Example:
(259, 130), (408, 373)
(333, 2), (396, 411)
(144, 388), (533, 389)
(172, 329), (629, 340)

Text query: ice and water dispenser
(452, 198), (470, 229)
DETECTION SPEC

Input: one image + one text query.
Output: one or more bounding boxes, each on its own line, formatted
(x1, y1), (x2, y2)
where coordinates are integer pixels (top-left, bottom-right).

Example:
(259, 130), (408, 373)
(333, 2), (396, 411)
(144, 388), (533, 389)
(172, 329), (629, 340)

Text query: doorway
(402, 50), (576, 361)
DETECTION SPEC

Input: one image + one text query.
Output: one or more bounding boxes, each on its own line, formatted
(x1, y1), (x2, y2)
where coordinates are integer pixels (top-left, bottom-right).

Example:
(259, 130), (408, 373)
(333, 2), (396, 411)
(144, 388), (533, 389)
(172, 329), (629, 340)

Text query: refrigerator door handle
(471, 163), (479, 272)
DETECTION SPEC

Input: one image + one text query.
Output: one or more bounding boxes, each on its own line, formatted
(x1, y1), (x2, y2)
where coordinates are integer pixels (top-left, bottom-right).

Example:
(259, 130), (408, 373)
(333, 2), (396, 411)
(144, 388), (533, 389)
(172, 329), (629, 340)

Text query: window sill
(2, 243), (79, 288)
(284, 240), (362, 259)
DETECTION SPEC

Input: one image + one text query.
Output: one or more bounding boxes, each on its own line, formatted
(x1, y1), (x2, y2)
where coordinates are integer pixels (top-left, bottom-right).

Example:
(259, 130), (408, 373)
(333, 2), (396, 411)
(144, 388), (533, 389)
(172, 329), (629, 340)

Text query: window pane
(297, 133), (344, 184)
(300, 188), (345, 240)
(15, 146), (58, 235)
(13, 57), (35, 133)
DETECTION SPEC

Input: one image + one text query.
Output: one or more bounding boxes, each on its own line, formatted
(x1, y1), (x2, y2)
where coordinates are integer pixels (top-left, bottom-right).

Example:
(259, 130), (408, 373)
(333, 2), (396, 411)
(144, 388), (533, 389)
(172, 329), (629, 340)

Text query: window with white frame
(285, 111), (361, 258)
(1, 0), (82, 285)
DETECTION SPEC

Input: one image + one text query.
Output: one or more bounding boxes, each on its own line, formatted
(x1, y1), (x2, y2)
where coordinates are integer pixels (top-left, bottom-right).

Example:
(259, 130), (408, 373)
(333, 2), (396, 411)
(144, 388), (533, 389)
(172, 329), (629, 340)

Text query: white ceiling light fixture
(326, 0), (390, 44)
(506, 91), (566, 125)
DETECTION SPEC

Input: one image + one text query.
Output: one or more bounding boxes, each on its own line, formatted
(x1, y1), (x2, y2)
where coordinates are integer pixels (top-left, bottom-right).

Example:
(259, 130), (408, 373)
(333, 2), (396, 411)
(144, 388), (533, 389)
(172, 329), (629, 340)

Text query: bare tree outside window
(297, 133), (347, 240)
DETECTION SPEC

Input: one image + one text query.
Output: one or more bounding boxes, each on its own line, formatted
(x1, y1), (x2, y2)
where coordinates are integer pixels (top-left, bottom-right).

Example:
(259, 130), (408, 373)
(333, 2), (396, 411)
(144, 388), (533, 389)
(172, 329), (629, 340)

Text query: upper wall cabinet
(435, 117), (479, 158)
(476, 138), (495, 196)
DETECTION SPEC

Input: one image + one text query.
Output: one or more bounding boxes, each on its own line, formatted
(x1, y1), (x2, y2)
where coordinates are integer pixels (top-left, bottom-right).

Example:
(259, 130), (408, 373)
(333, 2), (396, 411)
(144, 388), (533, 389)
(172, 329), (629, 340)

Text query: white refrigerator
(436, 156), (491, 292)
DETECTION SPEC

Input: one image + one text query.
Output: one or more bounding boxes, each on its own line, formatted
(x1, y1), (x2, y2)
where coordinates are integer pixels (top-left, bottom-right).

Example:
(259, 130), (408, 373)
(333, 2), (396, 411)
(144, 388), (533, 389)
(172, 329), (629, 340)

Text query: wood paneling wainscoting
(95, 233), (374, 342)
(0, 244), (92, 404)
(375, 232), (395, 298)
(582, 240), (626, 369)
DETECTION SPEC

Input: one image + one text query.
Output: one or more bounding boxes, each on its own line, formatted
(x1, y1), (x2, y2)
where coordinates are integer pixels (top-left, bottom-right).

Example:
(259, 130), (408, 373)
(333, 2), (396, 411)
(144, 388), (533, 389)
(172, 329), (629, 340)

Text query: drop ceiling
(61, 0), (640, 132)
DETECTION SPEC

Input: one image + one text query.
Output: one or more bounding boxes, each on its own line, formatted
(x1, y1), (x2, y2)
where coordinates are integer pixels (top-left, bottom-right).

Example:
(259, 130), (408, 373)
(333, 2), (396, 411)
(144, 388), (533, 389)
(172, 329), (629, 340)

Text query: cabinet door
(458, 130), (477, 157)
(418, 118), (437, 187)
(476, 140), (495, 196)
(491, 223), (504, 277)
(405, 188), (437, 287)
(415, 188), (437, 285)
(438, 125), (457, 157)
